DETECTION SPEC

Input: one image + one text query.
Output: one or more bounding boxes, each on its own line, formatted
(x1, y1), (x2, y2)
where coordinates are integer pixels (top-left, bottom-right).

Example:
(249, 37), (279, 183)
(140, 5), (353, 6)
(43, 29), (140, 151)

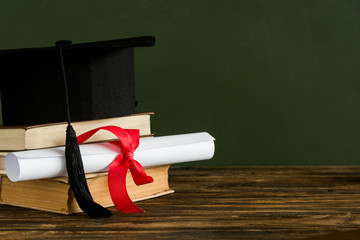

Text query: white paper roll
(5, 132), (215, 182)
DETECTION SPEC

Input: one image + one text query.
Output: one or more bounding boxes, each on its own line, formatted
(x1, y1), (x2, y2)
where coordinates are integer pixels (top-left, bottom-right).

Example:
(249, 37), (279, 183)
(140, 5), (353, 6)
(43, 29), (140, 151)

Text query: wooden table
(2, 166), (360, 239)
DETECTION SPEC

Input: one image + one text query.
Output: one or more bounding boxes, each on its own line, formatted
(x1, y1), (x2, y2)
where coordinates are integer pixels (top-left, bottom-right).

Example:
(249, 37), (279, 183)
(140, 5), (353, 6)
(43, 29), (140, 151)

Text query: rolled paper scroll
(5, 132), (215, 182)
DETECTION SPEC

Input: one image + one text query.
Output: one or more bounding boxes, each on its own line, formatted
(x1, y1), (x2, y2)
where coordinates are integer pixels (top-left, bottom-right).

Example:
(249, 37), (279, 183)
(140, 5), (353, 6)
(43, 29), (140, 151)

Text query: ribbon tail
(77, 127), (103, 144)
(129, 159), (154, 185)
(108, 156), (144, 213)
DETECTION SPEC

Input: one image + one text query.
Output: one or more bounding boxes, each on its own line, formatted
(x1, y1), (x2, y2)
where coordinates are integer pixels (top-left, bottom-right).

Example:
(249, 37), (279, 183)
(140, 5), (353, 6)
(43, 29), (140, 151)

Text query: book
(0, 165), (173, 215)
(0, 112), (153, 151)
(0, 152), (6, 174)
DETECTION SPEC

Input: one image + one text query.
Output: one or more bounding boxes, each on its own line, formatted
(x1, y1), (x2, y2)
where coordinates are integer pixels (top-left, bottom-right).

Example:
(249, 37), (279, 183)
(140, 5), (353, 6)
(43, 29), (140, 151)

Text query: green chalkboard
(1, 0), (360, 165)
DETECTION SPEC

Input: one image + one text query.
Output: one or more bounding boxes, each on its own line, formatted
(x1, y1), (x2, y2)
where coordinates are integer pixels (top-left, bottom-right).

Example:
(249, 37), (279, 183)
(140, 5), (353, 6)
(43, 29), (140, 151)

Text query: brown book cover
(0, 165), (173, 215)
(0, 112), (153, 151)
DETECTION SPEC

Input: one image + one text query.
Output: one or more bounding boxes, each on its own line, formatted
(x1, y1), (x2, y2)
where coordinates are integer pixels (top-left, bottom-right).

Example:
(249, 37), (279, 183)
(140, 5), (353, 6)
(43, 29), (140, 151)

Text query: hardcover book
(0, 112), (153, 151)
(0, 165), (172, 215)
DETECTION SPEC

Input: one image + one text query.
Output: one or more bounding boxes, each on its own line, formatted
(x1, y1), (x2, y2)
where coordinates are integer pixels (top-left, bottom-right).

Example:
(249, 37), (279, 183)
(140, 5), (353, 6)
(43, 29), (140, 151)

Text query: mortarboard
(0, 36), (155, 126)
(0, 36), (155, 217)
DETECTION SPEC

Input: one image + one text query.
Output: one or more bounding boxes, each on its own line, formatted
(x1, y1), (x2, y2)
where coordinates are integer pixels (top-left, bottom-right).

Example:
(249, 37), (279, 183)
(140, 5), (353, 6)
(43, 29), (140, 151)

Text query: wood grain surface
(1, 166), (360, 239)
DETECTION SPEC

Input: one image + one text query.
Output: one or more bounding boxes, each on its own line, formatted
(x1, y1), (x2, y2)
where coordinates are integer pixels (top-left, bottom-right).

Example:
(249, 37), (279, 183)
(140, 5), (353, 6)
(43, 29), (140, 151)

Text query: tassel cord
(56, 41), (72, 125)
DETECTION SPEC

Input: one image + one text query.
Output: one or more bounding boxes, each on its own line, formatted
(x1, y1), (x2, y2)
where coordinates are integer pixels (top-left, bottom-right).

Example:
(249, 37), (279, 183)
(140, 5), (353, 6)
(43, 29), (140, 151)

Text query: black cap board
(0, 36), (155, 126)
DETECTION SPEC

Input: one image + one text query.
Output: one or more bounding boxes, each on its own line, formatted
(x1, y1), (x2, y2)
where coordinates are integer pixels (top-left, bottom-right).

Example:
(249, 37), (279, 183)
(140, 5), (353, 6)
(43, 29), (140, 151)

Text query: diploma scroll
(6, 132), (215, 182)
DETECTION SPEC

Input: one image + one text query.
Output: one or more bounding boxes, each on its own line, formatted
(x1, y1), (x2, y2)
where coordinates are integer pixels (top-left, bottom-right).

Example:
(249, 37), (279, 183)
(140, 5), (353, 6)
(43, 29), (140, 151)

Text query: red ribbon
(77, 126), (154, 213)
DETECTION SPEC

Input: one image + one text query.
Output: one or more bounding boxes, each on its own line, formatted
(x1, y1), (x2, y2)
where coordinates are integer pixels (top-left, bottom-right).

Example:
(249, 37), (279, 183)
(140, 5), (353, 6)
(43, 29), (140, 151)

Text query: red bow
(77, 126), (153, 213)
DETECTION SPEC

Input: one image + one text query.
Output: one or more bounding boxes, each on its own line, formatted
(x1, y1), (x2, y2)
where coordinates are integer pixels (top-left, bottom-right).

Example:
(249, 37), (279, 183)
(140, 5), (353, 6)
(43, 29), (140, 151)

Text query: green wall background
(1, 0), (360, 166)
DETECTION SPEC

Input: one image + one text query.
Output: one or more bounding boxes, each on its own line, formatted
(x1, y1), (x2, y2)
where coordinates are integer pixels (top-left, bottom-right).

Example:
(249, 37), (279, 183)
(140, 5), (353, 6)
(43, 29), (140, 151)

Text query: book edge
(0, 112), (154, 130)
(0, 188), (174, 215)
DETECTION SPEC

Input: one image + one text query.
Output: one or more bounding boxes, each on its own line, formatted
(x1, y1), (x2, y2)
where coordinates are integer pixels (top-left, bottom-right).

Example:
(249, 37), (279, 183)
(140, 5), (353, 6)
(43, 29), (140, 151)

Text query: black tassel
(65, 124), (112, 217)
(56, 40), (112, 218)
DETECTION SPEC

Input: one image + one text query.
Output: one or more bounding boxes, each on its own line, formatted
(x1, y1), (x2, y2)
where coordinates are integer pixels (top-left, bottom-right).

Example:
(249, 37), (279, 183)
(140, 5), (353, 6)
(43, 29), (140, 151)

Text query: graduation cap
(0, 36), (155, 126)
(0, 36), (155, 217)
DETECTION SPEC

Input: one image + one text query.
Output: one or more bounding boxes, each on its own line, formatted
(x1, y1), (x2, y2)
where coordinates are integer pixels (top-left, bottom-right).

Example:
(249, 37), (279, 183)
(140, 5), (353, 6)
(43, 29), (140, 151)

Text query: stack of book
(0, 112), (174, 214)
